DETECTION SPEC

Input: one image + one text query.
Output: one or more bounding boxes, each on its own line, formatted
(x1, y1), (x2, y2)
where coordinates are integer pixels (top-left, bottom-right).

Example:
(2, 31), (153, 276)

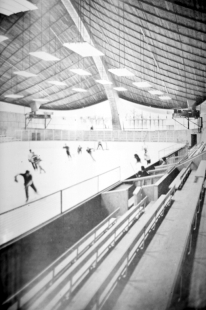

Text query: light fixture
(0, 0), (37, 16)
(32, 98), (49, 103)
(63, 42), (104, 57)
(13, 71), (37, 77)
(148, 90), (164, 95)
(47, 80), (67, 86)
(133, 81), (152, 88)
(95, 79), (112, 85)
(159, 96), (172, 100)
(5, 94), (24, 98)
(72, 87), (87, 92)
(108, 68), (134, 77)
(113, 87), (127, 91)
(29, 51), (60, 61)
(69, 68), (91, 76)
(0, 35), (9, 43)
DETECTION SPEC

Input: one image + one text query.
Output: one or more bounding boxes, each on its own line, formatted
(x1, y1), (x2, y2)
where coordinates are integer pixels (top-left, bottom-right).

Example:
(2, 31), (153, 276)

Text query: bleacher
(2, 208), (119, 310)
(64, 188), (174, 310)
(3, 196), (147, 310)
(188, 167), (206, 309)
(61, 157), (206, 310)
(112, 165), (205, 310)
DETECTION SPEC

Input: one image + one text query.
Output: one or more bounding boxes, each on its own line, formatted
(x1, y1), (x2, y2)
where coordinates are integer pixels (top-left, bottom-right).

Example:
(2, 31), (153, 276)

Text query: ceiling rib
(61, 0), (121, 130)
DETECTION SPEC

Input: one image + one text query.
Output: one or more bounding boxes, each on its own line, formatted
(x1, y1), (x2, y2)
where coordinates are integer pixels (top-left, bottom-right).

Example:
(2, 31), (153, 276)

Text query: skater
(28, 149), (37, 170)
(63, 144), (72, 159)
(137, 166), (149, 177)
(35, 155), (46, 174)
(97, 141), (104, 150)
(77, 145), (82, 154)
(144, 148), (151, 165)
(14, 170), (38, 202)
(134, 154), (141, 175)
(134, 154), (141, 164)
(159, 157), (166, 165)
(86, 147), (95, 161)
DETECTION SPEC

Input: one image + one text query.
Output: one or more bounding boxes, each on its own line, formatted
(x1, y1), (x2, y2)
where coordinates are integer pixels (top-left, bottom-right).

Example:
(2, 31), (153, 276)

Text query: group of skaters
(14, 149), (45, 203)
(15, 142), (166, 203)
(134, 147), (151, 177)
(134, 146), (167, 177)
(63, 141), (104, 162)
(28, 149), (46, 173)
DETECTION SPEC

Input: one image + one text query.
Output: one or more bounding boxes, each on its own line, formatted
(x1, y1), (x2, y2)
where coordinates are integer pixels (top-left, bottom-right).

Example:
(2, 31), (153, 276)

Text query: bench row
(113, 170), (205, 310)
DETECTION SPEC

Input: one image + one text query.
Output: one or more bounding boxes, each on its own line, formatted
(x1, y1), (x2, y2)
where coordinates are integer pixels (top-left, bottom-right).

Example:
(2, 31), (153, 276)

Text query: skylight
(29, 51), (60, 61)
(69, 68), (91, 76)
(13, 71), (37, 77)
(63, 42), (104, 57)
(133, 81), (152, 88)
(108, 68), (134, 77)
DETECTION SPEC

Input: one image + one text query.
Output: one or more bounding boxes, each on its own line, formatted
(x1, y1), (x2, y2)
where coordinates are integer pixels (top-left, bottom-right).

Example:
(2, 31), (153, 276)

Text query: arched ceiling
(0, 0), (206, 111)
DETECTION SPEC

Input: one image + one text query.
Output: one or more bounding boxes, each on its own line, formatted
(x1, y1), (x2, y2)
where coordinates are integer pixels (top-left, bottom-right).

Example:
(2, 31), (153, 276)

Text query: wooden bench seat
(188, 193), (206, 309)
(22, 199), (147, 310)
(112, 172), (204, 310)
(194, 160), (206, 182)
(128, 196), (134, 208)
(65, 189), (175, 310)
(169, 162), (192, 190)
(3, 208), (119, 310)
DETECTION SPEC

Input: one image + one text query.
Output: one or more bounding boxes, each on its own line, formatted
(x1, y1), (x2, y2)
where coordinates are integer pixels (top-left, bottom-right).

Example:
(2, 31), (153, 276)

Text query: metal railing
(2, 208), (120, 310)
(158, 143), (186, 159)
(0, 166), (121, 246)
(3, 197), (147, 310)
(67, 187), (175, 310)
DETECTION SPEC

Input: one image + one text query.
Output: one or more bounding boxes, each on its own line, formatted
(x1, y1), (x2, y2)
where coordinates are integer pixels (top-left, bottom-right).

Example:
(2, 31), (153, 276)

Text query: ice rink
(0, 140), (183, 214)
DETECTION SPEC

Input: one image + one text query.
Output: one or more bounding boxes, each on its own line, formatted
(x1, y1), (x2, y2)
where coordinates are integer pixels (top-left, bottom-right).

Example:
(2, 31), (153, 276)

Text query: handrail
(158, 143), (185, 159)
(0, 166), (120, 216)
(174, 149), (206, 170)
(123, 173), (165, 182)
(67, 187), (175, 310)
(169, 162), (192, 190)
(5, 197), (147, 310)
(2, 207), (120, 307)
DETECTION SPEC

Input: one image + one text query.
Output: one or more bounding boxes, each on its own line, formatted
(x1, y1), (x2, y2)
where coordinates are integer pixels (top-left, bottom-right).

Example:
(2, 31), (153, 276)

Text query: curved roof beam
(61, 0), (121, 130)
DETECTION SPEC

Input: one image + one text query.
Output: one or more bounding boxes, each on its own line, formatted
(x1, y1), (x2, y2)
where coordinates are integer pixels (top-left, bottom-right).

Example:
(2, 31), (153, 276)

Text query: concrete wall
(0, 99), (200, 132)
(154, 168), (179, 199)
(101, 183), (135, 215)
(0, 194), (108, 303)
(0, 127), (193, 144)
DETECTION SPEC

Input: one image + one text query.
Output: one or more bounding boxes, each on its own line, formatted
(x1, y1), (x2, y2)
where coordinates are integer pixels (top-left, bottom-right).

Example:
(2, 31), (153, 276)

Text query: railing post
(60, 190), (63, 213)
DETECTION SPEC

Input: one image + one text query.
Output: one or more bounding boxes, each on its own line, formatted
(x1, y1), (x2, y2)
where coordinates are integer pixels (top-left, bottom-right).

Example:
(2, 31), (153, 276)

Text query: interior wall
(0, 100), (199, 132)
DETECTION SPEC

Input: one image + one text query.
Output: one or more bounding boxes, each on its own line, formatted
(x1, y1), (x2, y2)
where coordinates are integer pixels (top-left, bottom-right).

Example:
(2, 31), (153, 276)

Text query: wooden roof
(0, 0), (206, 110)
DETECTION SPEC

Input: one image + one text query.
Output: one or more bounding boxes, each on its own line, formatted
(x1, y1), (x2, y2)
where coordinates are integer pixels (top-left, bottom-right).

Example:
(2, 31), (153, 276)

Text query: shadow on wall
(0, 195), (109, 303)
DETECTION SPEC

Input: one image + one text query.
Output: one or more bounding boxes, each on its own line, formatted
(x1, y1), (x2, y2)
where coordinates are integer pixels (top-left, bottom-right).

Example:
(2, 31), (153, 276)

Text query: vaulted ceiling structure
(0, 0), (206, 111)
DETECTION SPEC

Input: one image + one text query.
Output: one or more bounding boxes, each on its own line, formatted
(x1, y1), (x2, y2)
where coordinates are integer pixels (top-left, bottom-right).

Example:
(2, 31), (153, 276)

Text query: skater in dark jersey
(77, 145), (82, 154)
(97, 141), (104, 150)
(159, 157), (166, 165)
(63, 144), (72, 159)
(134, 154), (142, 176)
(14, 170), (38, 202)
(137, 166), (149, 177)
(86, 147), (95, 161)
